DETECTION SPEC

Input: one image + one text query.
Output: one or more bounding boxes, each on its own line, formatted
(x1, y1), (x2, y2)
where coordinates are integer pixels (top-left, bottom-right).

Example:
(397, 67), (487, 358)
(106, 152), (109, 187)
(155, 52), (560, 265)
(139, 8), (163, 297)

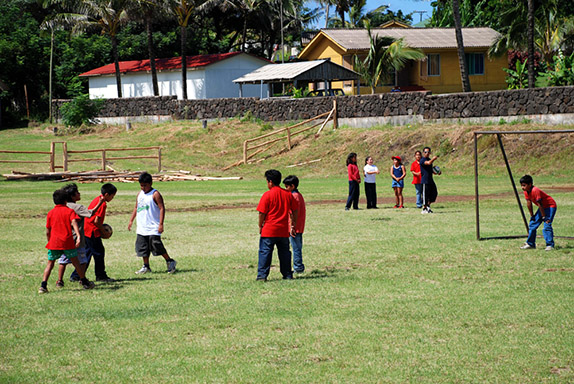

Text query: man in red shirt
(256, 170), (298, 281)
(520, 175), (557, 251)
(40, 189), (95, 293)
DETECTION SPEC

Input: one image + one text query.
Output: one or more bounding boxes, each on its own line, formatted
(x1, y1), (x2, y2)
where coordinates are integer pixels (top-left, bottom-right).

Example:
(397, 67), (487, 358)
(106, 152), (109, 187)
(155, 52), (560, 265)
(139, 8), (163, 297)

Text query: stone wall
(53, 86), (574, 124)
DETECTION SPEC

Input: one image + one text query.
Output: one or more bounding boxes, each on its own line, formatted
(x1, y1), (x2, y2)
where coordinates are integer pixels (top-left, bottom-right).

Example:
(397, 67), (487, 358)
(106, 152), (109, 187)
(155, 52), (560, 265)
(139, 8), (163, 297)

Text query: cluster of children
(40, 172), (176, 293)
(345, 148), (440, 213)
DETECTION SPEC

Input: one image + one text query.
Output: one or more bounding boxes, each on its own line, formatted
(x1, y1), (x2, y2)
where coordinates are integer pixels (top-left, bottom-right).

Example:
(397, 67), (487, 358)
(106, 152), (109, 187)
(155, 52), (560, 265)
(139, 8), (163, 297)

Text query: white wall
(87, 54), (267, 100)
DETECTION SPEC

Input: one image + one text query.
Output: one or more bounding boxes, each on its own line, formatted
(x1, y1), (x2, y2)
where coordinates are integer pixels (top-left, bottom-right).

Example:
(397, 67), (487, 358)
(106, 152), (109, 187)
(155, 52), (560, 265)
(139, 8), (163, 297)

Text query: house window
(465, 53), (484, 75)
(421, 54), (440, 77)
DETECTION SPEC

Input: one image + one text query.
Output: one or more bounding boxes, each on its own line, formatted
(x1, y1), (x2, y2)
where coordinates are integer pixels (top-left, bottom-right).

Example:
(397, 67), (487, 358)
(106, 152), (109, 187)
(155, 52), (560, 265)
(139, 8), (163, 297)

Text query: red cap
(392, 156), (402, 162)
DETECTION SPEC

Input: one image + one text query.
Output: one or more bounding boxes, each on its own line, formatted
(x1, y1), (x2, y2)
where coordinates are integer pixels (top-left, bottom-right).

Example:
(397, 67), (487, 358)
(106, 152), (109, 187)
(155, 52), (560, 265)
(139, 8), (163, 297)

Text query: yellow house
(298, 27), (508, 94)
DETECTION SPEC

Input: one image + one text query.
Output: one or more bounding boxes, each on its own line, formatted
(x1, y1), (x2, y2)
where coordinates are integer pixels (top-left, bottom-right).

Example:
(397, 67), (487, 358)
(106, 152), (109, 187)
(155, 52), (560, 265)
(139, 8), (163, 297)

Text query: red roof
(80, 52), (264, 77)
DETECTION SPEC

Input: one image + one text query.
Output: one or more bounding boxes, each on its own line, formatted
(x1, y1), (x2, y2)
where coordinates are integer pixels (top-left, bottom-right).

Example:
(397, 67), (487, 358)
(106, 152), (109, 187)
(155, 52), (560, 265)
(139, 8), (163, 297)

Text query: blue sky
(309, 0), (434, 28)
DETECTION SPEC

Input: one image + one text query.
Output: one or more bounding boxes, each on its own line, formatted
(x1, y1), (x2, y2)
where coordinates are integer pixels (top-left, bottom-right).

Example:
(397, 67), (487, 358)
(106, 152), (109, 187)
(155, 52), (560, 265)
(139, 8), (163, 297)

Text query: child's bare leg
(69, 257), (87, 279)
(143, 256), (150, 265)
(398, 187), (404, 206)
(42, 260), (56, 282)
(161, 254), (170, 261)
(57, 264), (66, 282)
(393, 187), (399, 206)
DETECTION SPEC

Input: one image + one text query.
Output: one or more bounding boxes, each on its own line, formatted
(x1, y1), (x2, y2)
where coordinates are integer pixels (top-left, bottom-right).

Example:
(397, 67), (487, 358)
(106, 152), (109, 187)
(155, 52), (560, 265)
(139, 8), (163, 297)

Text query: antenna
(413, 10), (427, 22)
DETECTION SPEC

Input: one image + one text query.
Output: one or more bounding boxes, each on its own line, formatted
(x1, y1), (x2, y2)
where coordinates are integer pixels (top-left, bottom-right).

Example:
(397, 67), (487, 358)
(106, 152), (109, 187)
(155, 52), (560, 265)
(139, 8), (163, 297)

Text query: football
(432, 165), (442, 175)
(102, 223), (113, 238)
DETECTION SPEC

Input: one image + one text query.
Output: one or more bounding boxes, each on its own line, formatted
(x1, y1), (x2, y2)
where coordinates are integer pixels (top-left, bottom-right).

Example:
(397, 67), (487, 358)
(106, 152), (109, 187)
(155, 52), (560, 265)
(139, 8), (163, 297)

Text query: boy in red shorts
(520, 175), (557, 251)
(256, 169), (298, 281)
(40, 189), (95, 293)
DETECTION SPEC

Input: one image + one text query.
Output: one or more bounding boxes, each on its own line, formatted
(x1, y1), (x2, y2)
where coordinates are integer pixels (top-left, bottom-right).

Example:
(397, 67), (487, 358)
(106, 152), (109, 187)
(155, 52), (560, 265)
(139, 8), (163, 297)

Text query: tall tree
(452, 0), (471, 92)
(527, 0), (535, 87)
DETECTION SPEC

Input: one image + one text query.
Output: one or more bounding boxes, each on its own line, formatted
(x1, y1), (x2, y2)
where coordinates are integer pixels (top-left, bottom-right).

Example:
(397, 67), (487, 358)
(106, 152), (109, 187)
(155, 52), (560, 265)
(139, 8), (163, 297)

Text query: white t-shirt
(364, 164), (378, 183)
(136, 189), (161, 236)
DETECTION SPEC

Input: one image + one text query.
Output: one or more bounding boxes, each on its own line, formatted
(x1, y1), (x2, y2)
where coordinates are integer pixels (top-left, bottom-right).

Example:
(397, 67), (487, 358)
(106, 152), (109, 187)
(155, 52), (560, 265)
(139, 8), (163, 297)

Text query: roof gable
(80, 52), (270, 77)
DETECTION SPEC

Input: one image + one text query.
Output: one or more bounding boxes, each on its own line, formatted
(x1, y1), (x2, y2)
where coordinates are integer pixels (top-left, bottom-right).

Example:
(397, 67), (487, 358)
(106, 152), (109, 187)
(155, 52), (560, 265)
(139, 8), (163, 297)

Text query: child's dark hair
(364, 156), (372, 165)
(53, 189), (68, 205)
(62, 183), (79, 202)
(415, 150), (421, 156)
(101, 183), (117, 196)
(265, 169), (282, 186)
(283, 175), (299, 189)
(346, 152), (357, 166)
(520, 175), (533, 185)
(139, 172), (153, 184)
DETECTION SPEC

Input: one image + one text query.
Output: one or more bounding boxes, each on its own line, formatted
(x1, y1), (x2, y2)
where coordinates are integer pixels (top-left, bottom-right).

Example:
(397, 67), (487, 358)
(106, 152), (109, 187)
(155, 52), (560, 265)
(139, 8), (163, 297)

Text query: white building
(79, 52), (271, 100)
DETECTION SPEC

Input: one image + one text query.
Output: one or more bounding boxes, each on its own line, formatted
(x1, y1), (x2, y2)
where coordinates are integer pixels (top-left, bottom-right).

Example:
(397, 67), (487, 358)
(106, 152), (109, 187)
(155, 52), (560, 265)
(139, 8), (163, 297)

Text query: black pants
(422, 181), (438, 206)
(365, 182), (377, 208)
(346, 180), (360, 209)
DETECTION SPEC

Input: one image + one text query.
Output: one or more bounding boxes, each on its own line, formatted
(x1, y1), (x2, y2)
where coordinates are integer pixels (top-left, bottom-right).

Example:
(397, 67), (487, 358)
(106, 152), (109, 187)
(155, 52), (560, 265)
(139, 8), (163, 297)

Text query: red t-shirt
(257, 186), (298, 237)
(289, 191), (306, 234)
(524, 186), (556, 208)
(410, 161), (421, 184)
(46, 204), (79, 250)
(348, 163), (360, 182)
(84, 196), (107, 238)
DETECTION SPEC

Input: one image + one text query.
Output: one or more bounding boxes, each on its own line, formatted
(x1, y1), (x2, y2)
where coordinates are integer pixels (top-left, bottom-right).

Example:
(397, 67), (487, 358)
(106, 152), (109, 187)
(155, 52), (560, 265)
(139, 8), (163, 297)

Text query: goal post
(473, 129), (574, 241)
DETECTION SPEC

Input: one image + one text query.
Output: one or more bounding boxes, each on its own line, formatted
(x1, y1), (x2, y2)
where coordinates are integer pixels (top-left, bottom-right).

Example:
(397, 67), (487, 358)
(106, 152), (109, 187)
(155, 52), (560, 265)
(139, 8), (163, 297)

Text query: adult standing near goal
(419, 147), (439, 214)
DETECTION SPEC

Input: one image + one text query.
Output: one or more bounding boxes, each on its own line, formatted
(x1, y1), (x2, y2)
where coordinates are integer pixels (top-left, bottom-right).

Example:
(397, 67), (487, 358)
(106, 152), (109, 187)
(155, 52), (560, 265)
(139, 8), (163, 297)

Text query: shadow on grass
(371, 217), (391, 221)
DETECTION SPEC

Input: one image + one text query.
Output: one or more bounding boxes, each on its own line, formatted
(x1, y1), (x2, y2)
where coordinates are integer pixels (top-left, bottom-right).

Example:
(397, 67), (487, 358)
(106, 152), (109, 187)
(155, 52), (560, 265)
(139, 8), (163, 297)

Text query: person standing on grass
(410, 150), (423, 209)
(519, 175), (557, 251)
(390, 156), (406, 208)
(420, 147), (439, 214)
(128, 172), (177, 274)
(72, 183), (117, 282)
(363, 156), (380, 209)
(56, 184), (104, 287)
(345, 152), (361, 210)
(283, 175), (306, 274)
(256, 169), (298, 281)
(40, 189), (95, 293)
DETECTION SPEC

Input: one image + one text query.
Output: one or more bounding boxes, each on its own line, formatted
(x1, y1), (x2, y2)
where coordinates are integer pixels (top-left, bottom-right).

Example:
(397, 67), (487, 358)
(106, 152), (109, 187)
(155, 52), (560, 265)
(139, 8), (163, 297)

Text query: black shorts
(422, 181), (438, 205)
(136, 234), (167, 257)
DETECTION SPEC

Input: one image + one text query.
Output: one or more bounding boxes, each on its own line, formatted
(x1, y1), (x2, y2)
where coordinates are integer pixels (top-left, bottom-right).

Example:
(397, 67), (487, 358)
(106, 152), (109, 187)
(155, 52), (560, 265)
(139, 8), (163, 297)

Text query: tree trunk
(147, 14), (159, 96)
(452, 0), (471, 92)
(527, 0), (535, 88)
(112, 35), (122, 98)
(241, 14), (247, 52)
(324, 3), (330, 28)
(181, 25), (188, 100)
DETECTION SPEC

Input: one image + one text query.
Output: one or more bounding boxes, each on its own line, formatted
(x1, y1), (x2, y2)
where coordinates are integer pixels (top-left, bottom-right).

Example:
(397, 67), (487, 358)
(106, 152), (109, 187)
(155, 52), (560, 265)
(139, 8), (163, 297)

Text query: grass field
(1, 122), (574, 382)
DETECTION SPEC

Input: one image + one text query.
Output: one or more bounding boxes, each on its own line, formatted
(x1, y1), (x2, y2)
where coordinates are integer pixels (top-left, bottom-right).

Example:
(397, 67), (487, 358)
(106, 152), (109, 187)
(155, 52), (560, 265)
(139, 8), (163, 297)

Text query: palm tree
(334, 0), (349, 28)
(47, 0), (132, 98)
(452, 0), (471, 92)
(354, 24), (425, 93)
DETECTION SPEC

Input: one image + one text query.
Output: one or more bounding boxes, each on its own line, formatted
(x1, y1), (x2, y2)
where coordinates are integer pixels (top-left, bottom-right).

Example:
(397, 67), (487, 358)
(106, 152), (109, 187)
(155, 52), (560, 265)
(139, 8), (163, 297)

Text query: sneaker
(283, 275), (293, 280)
(294, 269), (305, 274)
(256, 277), (267, 282)
(56, 280), (64, 288)
(69, 275), (80, 282)
(166, 259), (177, 274)
(96, 276), (116, 282)
(520, 243), (535, 249)
(81, 280), (95, 290)
(427, 208), (433, 213)
(545, 246), (554, 251)
(421, 208), (428, 214)
(394, 205), (399, 208)
(135, 266), (151, 275)
(38, 286), (48, 294)
(399, 205), (404, 209)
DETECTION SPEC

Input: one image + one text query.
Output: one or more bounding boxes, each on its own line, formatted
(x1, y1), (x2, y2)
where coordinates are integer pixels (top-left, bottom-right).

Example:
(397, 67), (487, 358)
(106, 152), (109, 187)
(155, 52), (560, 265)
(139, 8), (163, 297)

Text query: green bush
(536, 50), (574, 87)
(60, 94), (104, 127)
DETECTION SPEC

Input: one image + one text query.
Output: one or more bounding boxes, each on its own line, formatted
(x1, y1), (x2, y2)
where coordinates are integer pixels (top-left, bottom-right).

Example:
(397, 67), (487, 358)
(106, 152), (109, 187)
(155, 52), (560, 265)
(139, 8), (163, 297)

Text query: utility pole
(413, 10), (427, 22)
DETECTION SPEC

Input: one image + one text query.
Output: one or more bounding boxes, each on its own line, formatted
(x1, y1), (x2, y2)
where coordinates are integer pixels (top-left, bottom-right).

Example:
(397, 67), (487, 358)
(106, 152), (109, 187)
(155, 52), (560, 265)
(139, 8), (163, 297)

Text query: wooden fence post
(50, 142), (55, 172)
(243, 141), (248, 165)
(62, 142), (68, 171)
(157, 147), (162, 173)
(287, 126), (292, 150)
(332, 99), (338, 130)
(101, 150), (106, 171)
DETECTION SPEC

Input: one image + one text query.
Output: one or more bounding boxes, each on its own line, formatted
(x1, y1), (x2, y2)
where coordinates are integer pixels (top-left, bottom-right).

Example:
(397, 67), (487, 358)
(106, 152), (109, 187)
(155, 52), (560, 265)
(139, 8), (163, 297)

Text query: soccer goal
(473, 129), (574, 241)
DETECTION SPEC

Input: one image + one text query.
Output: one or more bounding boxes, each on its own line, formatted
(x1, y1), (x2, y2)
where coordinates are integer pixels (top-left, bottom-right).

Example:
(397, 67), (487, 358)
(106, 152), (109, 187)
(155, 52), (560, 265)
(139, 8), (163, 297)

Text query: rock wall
(53, 86), (574, 123)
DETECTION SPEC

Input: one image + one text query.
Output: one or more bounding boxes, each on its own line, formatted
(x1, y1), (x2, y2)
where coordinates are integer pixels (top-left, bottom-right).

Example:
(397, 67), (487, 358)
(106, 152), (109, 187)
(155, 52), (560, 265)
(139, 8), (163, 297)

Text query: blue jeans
(414, 184), (423, 208)
(526, 207), (557, 247)
(257, 237), (292, 279)
(290, 233), (304, 273)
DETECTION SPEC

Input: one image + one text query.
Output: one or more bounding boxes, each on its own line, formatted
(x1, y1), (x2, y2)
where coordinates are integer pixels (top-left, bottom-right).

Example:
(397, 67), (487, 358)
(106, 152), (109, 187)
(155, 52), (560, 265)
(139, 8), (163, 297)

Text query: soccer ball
(432, 165), (442, 175)
(102, 223), (113, 238)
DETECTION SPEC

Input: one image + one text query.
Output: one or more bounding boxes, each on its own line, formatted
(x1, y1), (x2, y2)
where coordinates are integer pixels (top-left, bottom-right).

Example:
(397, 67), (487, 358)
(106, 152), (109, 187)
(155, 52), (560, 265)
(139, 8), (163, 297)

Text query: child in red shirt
(410, 150), (423, 208)
(345, 152), (361, 210)
(256, 169), (298, 281)
(40, 189), (95, 293)
(283, 175), (306, 274)
(520, 175), (557, 250)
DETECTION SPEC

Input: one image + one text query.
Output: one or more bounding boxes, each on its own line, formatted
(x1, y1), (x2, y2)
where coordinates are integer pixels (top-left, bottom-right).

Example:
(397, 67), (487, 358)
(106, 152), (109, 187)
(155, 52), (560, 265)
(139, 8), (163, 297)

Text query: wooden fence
(0, 142), (162, 173)
(242, 100), (337, 165)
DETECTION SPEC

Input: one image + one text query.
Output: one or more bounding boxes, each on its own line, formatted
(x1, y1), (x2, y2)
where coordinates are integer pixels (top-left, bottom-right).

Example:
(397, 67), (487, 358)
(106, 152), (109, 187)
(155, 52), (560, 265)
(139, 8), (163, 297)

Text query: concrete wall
(53, 86), (574, 126)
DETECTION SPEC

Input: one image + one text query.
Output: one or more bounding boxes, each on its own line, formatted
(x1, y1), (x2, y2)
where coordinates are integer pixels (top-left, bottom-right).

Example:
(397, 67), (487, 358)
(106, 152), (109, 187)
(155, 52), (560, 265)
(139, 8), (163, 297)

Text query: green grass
(1, 122), (574, 382)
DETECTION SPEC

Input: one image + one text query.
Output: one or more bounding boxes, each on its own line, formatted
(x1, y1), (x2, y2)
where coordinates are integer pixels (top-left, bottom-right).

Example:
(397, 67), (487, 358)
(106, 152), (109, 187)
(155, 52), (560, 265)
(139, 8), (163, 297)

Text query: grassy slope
(1, 121), (574, 383)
